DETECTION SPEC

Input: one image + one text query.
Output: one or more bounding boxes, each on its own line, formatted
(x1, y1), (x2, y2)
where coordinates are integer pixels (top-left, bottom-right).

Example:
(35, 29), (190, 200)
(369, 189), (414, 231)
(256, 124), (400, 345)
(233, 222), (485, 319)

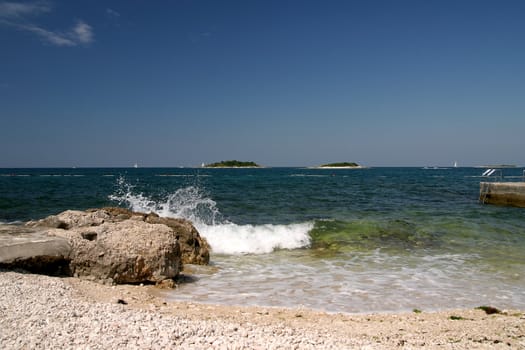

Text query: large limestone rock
(20, 207), (210, 284)
(144, 215), (210, 265)
(28, 207), (210, 265)
(50, 219), (180, 284)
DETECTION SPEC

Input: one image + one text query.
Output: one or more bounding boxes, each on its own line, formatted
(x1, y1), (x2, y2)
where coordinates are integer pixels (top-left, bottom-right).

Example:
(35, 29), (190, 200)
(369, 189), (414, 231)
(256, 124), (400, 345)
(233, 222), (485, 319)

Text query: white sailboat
(134, 162), (138, 168)
(453, 161), (458, 168)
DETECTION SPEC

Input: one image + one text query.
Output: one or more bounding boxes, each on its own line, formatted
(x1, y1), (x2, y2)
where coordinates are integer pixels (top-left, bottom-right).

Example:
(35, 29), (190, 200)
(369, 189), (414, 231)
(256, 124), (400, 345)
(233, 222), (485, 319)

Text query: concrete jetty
(480, 182), (525, 207)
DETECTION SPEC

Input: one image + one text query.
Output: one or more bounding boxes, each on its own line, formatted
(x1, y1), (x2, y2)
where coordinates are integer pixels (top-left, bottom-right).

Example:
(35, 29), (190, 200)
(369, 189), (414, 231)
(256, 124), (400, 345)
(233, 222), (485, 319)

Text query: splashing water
(108, 176), (312, 255)
(109, 176), (223, 225)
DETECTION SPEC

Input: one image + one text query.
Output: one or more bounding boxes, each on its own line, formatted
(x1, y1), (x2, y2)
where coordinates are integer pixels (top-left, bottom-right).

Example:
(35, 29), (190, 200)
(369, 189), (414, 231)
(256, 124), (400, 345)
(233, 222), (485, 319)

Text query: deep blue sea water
(1, 167), (524, 313)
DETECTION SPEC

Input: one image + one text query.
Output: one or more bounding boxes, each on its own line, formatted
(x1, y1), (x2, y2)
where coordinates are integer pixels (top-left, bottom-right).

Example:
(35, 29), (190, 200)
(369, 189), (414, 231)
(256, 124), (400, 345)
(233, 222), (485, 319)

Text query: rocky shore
(1, 270), (524, 349)
(1, 208), (210, 285)
(1, 209), (524, 348)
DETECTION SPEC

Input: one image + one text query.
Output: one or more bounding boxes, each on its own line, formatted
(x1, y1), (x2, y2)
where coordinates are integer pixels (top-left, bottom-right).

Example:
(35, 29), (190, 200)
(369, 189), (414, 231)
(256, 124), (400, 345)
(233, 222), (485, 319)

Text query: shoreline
(1, 271), (523, 349)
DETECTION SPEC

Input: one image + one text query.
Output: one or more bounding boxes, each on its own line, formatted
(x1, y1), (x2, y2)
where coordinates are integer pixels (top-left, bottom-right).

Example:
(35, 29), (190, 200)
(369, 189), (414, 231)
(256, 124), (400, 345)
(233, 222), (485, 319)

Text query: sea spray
(109, 176), (223, 224)
(109, 176), (156, 214)
(109, 176), (312, 254)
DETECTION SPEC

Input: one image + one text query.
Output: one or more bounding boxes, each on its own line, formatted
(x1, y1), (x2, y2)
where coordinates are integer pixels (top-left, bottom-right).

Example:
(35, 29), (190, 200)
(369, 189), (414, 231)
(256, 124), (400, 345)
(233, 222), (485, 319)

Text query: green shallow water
(310, 218), (438, 253)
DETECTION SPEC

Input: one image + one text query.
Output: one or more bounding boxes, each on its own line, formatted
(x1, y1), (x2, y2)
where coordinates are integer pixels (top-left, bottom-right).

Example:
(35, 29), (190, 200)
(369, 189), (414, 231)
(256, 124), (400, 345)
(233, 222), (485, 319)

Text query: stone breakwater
(1, 270), (524, 349)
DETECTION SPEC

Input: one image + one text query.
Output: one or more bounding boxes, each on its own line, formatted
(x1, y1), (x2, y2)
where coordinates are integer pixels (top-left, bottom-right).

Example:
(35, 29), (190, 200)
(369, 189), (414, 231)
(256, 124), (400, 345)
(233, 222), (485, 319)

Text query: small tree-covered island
(203, 160), (262, 168)
(317, 162), (366, 169)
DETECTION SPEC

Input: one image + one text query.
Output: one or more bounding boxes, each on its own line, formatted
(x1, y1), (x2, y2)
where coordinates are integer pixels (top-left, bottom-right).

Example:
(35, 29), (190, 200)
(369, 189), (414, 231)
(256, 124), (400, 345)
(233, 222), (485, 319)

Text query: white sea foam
(109, 177), (312, 255)
(197, 222), (312, 255)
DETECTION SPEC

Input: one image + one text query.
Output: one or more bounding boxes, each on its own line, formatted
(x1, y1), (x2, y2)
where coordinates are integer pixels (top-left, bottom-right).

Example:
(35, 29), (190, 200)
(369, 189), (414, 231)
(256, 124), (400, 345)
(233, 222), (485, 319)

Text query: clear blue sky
(1, 0), (524, 167)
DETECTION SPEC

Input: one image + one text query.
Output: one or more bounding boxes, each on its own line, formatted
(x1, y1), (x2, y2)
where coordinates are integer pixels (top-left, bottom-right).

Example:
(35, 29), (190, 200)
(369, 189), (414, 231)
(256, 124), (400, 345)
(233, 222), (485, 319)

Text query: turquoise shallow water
(1, 167), (524, 312)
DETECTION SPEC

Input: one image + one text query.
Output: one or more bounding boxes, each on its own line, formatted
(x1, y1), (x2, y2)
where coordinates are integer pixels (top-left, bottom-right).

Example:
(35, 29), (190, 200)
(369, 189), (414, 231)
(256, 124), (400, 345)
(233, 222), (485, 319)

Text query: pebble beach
(1, 270), (524, 349)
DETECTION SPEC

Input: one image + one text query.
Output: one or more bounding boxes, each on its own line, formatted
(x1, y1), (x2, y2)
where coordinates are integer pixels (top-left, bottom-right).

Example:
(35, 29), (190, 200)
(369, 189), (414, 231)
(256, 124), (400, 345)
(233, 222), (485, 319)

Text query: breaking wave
(109, 177), (312, 255)
(201, 222), (312, 255)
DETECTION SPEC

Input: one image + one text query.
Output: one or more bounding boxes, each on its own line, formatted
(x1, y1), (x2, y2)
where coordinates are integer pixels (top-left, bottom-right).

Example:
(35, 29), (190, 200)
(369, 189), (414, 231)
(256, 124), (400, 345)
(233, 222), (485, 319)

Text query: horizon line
(1, 165), (523, 169)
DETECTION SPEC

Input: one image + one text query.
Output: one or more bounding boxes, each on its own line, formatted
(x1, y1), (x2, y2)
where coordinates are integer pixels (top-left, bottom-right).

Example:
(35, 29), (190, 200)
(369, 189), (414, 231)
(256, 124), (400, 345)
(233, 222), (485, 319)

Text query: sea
(1, 167), (524, 314)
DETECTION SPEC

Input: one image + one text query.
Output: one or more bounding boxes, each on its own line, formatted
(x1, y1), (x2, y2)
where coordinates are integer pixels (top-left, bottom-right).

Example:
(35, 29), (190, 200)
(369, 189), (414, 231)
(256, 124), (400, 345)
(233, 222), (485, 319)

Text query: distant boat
(134, 163), (138, 168)
(454, 161), (458, 168)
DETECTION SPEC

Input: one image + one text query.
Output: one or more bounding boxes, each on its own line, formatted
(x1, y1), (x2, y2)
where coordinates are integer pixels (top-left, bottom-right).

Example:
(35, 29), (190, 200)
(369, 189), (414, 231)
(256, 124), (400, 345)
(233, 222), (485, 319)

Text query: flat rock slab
(0, 225), (71, 273)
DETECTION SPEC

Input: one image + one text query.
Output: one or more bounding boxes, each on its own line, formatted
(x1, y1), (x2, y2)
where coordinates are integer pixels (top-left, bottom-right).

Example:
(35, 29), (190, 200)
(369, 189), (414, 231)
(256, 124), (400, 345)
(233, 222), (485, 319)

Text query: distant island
(316, 162), (366, 169)
(203, 160), (261, 168)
